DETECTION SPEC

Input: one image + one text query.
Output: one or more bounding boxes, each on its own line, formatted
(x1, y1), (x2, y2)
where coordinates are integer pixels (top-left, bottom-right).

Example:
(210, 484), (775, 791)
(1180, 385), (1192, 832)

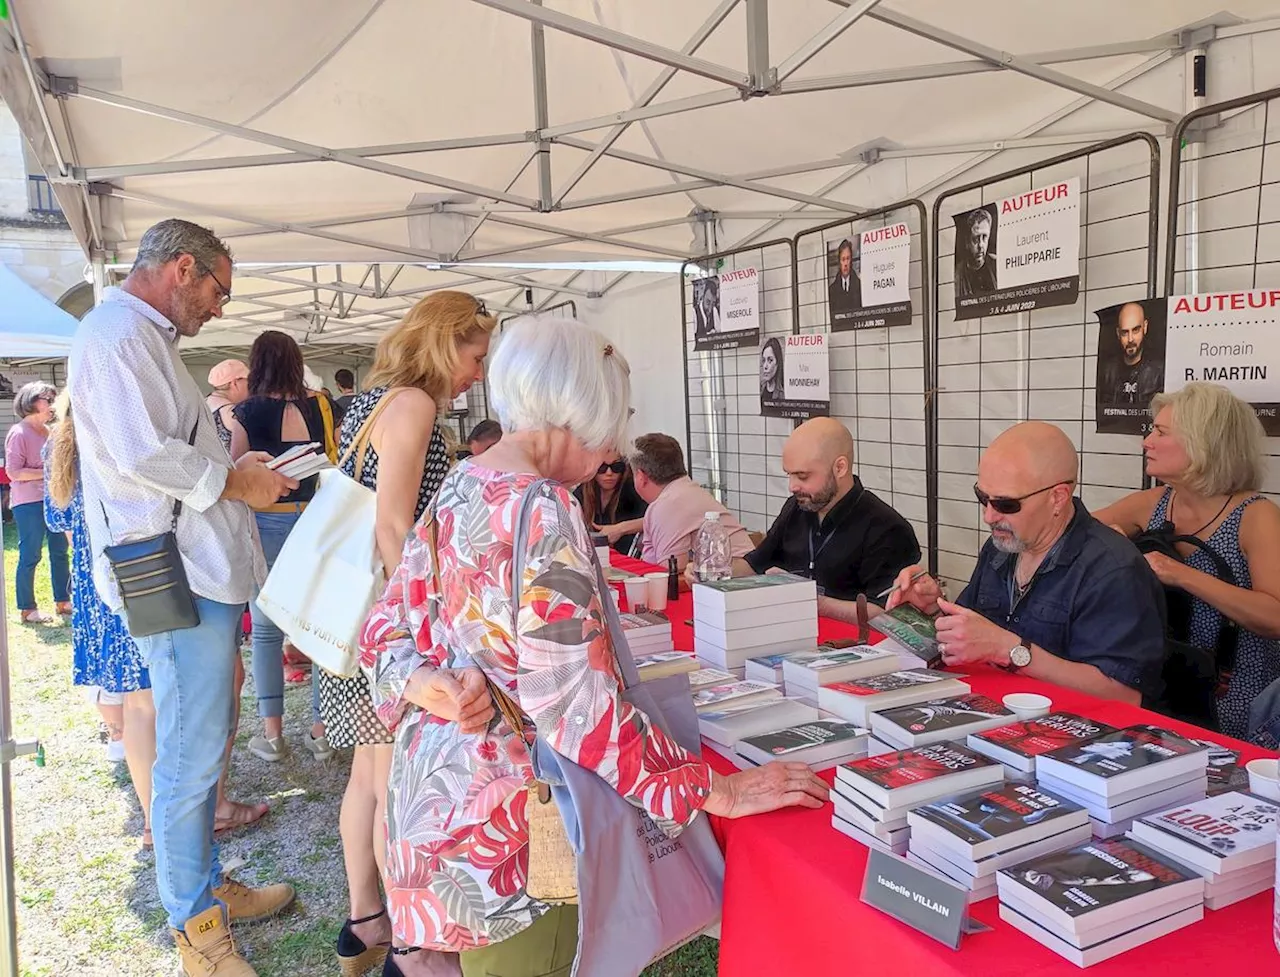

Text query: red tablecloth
(609, 556), (1278, 977)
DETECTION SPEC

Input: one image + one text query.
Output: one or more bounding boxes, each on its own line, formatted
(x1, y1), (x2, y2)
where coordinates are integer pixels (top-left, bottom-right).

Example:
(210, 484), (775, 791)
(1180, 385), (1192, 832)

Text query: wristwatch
(1007, 643), (1032, 671)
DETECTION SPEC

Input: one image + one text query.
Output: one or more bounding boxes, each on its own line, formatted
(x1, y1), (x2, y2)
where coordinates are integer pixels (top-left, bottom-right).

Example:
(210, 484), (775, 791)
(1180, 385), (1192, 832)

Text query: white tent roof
(3, 1), (1280, 350)
(0, 263), (78, 356)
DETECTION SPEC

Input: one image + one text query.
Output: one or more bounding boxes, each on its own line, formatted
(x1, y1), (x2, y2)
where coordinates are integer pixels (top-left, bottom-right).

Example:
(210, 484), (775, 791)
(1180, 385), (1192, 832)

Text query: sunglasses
(474, 298), (489, 317)
(973, 481), (1073, 515)
(598, 461), (627, 475)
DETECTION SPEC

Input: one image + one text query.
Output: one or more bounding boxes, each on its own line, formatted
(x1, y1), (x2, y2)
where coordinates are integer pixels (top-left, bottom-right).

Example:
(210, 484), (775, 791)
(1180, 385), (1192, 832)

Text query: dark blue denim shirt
(957, 498), (1166, 702)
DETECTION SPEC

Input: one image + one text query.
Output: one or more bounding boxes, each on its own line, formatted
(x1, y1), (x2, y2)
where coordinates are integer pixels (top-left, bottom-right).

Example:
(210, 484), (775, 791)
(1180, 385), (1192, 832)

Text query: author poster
(1094, 298), (1167, 435)
(1165, 289), (1280, 435)
(952, 177), (1080, 320)
(761, 333), (830, 420)
(827, 223), (913, 331)
(692, 266), (761, 351)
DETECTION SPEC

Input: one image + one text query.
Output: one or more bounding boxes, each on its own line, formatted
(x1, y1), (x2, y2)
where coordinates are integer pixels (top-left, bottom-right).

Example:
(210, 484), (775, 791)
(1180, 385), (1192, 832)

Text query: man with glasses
(887, 421), (1165, 705)
(69, 219), (297, 977)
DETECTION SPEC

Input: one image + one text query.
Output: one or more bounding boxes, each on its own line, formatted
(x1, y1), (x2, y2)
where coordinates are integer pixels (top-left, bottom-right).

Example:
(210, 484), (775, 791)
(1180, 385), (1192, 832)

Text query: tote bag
(255, 391), (401, 677)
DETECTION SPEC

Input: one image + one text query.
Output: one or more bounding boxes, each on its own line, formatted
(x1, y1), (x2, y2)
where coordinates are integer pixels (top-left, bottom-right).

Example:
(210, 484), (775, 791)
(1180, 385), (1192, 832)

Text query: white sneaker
(105, 738), (126, 763)
(304, 731), (334, 761)
(248, 735), (287, 762)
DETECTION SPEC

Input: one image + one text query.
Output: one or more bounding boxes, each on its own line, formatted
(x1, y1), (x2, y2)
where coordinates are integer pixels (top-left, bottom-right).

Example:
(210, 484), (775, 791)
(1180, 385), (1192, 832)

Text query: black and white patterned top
(337, 387), (450, 521)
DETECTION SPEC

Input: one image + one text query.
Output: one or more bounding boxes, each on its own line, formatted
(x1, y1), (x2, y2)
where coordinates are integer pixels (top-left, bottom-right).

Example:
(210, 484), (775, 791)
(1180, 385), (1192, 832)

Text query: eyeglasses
(196, 261), (232, 307)
(598, 461), (627, 475)
(474, 298), (488, 317)
(973, 481), (1073, 515)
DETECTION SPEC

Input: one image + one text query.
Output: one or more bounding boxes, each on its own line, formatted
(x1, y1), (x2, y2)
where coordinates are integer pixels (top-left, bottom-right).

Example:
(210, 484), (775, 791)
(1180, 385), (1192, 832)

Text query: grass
(5, 522), (718, 975)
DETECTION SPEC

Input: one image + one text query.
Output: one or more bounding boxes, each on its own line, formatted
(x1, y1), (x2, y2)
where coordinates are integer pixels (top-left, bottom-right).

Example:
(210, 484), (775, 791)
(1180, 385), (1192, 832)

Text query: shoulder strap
(171, 418), (199, 522)
(338, 388), (404, 480)
(314, 394), (338, 463)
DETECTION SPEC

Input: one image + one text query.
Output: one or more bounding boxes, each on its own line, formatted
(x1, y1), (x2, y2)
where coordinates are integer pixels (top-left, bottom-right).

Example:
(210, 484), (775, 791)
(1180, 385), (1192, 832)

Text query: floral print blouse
(360, 463), (712, 951)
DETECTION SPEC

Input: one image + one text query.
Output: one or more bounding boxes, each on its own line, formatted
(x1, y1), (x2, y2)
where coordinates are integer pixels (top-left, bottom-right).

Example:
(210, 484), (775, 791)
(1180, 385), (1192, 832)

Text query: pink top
(641, 476), (753, 565)
(4, 421), (47, 507)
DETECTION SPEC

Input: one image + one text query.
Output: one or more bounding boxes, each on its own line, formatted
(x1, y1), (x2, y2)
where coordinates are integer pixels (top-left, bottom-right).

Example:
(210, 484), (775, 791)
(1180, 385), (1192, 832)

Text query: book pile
(691, 574), (818, 674)
(634, 651), (700, 683)
(692, 680), (818, 752)
(618, 611), (675, 656)
(688, 666), (736, 690)
(906, 783), (1092, 901)
(1036, 725), (1210, 838)
(765, 646), (900, 705)
(268, 442), (333, 480)
(1128, 792), (1278, 910)
(817, 669), (970, 728)
(831, 741), (1003, 856)
(869, 693), (1015, 750)
(734, 719), (869, 771)
(996, 838), (1204, 966)
(1192, 739), (1252, 796)
(968, 714), (1116, 784)
(870, 604), (942, 668)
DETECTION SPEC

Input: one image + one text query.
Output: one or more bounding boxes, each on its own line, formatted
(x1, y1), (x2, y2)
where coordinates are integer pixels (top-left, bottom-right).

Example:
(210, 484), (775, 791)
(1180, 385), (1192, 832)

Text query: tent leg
(91, 254), (107, 304)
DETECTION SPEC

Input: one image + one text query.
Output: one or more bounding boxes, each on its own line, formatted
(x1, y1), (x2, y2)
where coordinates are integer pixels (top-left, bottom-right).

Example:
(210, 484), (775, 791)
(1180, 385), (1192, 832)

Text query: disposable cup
(623, 578), (649, 612)
(644, 572), (669, 612)
(1246, 758), (1280, 801)
(1002, 692), (1052, 721)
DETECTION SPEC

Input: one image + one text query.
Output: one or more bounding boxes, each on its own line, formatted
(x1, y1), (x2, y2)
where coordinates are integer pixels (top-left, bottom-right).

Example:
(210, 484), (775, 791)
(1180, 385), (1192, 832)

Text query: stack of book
(634, 651), (700, 682)
(996, 838), (1205, 966)
(691, 574), (818, 674)
(870, 604), (942, 668)
(831, 742), (1004, 855)
(1128, 792), (1278, 910)
(1036, 726), (1210, 838)
(692, 680), (819, 752)
(906, 783), (1092, 901)
(869, 693), (1015, 750)
(734, 719), (869, 771)
(688, 665), (737, 690)
(967, 714), (1116, 784)
(817, 670), (970, 728)
(1192, 739), (1252, 796)
(619, 611), (675, 656)
(766, 646), (901, 705)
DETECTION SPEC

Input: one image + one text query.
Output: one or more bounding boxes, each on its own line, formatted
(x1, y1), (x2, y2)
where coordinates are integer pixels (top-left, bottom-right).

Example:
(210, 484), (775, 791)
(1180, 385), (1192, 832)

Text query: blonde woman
(323, 290), (496, 976)
(1095, 382), (1280, 743)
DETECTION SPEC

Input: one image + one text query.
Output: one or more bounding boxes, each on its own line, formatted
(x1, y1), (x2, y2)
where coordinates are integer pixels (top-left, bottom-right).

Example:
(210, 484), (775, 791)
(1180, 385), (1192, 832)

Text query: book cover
(1136, 792), (1279, 859)
(871, 604), (940, 657)
(911, 783), (1084, 845)
(692, 680), (779, 710)
(826, 669), (956, 697)
(696, 573), (811, 593)
(738, 720), (866, 757)
(688, 667), (736, 689)
(875, 693), (1013, 736)
(973, 714), (1116, 760)
(1043, 725), (1206, 778)
(635, 651), (694, 666)
(784, 646), (895, 673)
(841, 741), (996, 791)
(618, 611), (671, 633)
(1191, 739), (1252, 796)
(999, 838), (1198, 917)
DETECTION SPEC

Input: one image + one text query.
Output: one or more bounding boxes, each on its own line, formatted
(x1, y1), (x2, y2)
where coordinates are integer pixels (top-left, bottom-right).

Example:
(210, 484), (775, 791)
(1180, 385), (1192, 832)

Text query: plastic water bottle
(693, 511), (733, 582)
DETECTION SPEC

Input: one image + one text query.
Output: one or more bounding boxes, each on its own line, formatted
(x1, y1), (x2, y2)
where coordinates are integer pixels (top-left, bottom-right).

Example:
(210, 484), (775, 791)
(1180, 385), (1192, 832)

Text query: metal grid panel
(1166, 86), (1280, 500)
(932, 134), (1160, 594)
(681, 240), (796, 535)
(794, 200), (934, 572)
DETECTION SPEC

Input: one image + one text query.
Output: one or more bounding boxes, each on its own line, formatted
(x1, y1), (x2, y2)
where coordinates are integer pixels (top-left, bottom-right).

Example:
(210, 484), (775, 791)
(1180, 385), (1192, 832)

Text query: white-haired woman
(360, 317), (827, 977)
(1095, 382), (1280, 743)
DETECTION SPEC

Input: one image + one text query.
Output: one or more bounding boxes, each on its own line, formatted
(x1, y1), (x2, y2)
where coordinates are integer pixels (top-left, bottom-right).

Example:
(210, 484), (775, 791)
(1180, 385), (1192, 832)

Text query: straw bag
(255, 390), (402, 677)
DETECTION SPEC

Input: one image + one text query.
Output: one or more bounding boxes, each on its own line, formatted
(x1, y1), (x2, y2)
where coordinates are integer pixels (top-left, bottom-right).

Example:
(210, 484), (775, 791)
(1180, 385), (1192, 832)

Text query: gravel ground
(6, 526), (717, 976)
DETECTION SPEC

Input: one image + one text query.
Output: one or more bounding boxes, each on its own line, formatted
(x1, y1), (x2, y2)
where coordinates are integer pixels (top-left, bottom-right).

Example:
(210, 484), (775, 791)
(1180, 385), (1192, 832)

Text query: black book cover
(1192, 739), (1251, 796)
(1043, 724), (1205, 778)
(1000, 838), (1196, 917)
(912, 783), (1083, 845)
(740, 720), (864, 756)
(876, 693), (1013, 736)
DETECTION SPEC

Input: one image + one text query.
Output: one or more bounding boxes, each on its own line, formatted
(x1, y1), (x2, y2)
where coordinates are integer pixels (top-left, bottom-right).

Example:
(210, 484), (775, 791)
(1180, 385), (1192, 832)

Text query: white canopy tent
(0, 264), (77, 357)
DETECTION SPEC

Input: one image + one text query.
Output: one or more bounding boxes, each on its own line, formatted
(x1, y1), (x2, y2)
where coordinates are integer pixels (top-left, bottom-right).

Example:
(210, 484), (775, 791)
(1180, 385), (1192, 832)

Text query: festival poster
(1094, 298), (1167, 435)
(952, 177), (1080, 320)
(1165, 289), (1280, 435)
(827, 223), (913, 331)
(760, 333), (830, 420)
(692, 266), (761, 351)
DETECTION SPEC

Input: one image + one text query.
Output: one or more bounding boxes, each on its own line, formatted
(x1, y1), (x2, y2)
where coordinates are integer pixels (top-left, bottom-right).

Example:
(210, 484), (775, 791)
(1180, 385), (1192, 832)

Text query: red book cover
(973, 713), (1115, 759)
(840, 741), (995, 791)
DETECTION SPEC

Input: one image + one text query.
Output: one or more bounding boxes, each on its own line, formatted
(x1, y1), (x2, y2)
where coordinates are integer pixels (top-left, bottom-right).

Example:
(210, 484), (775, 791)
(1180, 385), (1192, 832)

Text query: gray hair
(13, 381), (56, 419)
(968, 207), (993, 232)
(131, 219), (232, 275)
(1150, 382), (1266, 495)
(487, 316), (631, 454)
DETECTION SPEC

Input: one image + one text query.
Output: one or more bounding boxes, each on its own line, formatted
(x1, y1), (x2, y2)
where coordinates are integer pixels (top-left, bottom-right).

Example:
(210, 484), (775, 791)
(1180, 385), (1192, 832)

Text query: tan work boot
(172, 905), (257, 976)
(213, 876), (296, 923)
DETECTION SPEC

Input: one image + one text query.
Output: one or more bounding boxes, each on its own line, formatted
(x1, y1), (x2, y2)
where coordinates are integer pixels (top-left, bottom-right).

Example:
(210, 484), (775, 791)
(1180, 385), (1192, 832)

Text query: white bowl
(1002, 692), (1052, 721)
(1245, 758), (1280, 801)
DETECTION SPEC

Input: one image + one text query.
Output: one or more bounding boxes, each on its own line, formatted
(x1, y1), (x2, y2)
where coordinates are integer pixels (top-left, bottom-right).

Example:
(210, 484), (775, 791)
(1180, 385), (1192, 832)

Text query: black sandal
(337, 908), (390, 977)
(382, 945), (419, 977)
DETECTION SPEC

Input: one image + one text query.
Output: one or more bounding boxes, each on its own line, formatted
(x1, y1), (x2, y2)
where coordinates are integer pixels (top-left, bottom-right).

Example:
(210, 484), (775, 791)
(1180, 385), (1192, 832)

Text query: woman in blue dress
(45, 393), (268, 845)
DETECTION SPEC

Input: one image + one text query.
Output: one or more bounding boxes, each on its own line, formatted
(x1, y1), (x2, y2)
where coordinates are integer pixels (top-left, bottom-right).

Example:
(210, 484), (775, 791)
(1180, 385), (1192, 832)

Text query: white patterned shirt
(68, 287), (265, 610)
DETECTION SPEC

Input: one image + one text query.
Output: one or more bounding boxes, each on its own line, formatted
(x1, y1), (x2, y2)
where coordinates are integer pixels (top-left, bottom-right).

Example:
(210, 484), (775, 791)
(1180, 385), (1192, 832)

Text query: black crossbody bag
(101, 420), (201, 637)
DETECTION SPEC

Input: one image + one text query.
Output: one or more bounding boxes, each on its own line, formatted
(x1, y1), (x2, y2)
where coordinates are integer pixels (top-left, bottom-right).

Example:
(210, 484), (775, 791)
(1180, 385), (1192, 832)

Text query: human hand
(594, 522), (627, 545)
(1144, 551), (1186, 587)
(702, 763), (829, 819)
(405, 666), (495, 734)
(934, 598), (1018, 668)
(226, 454), (297, 508)
(885, 564), (941, 613)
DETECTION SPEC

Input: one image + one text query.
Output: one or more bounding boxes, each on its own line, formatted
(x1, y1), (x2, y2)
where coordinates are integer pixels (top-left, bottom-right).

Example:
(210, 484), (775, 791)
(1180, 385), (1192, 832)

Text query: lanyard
(805, 484), (863, 574)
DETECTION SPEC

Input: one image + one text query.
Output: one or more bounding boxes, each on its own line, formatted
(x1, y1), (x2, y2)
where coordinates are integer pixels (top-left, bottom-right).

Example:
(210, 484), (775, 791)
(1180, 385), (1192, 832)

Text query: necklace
(1173, 491), (1232, 538)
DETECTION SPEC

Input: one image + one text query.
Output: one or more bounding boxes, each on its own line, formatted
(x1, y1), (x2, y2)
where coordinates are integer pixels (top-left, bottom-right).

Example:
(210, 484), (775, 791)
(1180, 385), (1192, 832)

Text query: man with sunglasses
(887, 422), (1165, 706)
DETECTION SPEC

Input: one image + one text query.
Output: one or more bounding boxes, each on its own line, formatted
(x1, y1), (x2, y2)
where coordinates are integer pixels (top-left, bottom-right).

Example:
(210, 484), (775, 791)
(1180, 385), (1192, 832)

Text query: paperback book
(780, 645), (900, 692)
(1036, 725), (1209, 800)
(817, 670), (970, 726)
(633, 651), (699, 681)
(907, 783), (1089, 861)
(736, 720), (868, 770)
(1191, 739), (1252, 796)
(870, 604), (941, 667)
(1128, 792), (1279, 876)
(870, 693), (1015, 749)
(967, 713), (1115, 774)
(691, 573), (817, 614)
(688, 666), (737, 689)
(697, 697), (819, 748)
(836, 741), (1003, 809)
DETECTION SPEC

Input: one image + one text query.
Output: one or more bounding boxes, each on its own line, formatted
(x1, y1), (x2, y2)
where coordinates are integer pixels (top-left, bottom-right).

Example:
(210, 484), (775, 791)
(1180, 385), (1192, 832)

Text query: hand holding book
(703, 762), (830, 819)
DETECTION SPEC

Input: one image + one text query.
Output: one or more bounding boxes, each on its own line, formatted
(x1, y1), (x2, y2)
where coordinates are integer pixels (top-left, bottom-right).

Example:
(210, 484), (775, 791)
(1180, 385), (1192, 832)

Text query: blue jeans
(133, 597), (242, 928)
(250, 509), (320, 725)
(13, 501), (69, 610)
